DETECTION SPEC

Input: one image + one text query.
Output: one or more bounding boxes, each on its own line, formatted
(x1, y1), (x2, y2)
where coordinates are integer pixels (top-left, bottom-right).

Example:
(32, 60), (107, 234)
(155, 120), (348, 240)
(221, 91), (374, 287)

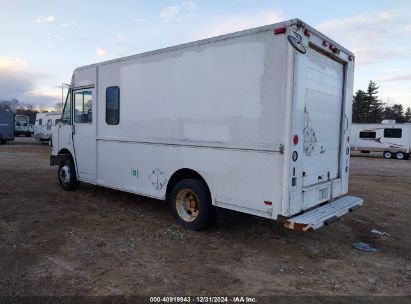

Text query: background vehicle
(351, 121), (411, 160)
(14, 115), (31, 137)
(34, 112), (61, 144)
(0, 110), (15, 144)
(51, 18), (362, 232)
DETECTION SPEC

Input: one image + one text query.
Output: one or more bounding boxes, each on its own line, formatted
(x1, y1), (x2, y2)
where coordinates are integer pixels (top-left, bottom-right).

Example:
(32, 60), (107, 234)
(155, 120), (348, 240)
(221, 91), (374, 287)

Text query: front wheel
(58, 157), (79, 191)
(383, 151), (393, 159)
(169, 179), (216, 231)
(396, 152), (406, 160)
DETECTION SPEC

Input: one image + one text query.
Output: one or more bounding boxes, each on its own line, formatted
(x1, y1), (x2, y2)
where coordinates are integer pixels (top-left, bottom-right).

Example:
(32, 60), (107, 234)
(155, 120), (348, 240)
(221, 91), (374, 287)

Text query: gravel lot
(0, 137), (410, 296)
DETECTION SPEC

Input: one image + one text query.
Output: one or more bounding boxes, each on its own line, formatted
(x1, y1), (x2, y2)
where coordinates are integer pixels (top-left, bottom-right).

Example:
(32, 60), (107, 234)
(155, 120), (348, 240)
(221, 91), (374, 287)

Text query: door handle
(344, 114), (349, 133)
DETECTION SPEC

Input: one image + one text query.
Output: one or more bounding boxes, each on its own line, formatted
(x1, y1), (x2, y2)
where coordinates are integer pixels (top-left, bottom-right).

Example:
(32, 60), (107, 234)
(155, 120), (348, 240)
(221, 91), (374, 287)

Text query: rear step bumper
(284, 195), (363, 232)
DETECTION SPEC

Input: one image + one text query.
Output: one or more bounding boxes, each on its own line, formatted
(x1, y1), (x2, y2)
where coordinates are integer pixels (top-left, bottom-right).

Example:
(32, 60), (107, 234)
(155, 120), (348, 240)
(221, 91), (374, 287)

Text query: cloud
(36, 15), (55, 23)
(317, 9), (411, 65)
(59, 21), (78, 28)
(0, 57), (58, 107)
(0, 57), (28, 72)
(115, 34), (125, 42)
(96, 47), (108, 57)
(195, 10), (284, 39)
(377, 74), (411, 82)
(182, 0), (196, 10)
(46, 32), (64, 41)
(135, 18), (145, 23)
(160, 6), (180, 22)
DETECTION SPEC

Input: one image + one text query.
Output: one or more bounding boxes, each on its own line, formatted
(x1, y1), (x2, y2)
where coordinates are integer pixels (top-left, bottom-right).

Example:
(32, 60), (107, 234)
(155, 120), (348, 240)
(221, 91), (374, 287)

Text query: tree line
(352, 81), (411, 123)
(0, 99), (39, 124)
(0, 99), (62, 124)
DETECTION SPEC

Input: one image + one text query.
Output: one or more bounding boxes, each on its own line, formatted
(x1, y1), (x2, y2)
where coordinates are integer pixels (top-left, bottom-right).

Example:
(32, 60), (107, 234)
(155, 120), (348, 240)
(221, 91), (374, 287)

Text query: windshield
(61, 89), (71, 124)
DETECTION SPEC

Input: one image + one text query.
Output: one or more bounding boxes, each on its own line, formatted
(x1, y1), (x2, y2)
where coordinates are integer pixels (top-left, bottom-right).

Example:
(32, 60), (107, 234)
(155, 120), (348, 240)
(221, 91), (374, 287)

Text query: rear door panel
(302, 48), (344, 187)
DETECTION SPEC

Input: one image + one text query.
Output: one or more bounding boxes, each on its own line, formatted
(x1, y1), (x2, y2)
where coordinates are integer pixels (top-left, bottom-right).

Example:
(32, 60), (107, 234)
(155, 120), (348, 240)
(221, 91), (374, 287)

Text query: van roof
(74, 18), (353, 72)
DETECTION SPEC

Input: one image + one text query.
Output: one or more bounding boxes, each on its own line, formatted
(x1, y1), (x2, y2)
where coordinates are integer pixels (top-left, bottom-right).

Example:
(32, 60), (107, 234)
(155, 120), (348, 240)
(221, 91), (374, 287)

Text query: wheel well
(166, 168), (211, 201)
(58, 149), (74, 162)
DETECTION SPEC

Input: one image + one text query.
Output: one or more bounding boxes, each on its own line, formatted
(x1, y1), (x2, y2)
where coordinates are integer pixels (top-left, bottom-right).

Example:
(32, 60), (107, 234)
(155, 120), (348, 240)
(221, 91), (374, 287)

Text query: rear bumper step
(284, 195), (363, 232)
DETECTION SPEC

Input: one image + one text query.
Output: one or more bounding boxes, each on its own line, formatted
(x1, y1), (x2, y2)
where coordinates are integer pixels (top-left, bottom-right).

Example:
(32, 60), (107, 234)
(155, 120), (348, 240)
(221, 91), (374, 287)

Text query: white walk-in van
(351, 121), (411, 160)
(51, 19), (363, 231)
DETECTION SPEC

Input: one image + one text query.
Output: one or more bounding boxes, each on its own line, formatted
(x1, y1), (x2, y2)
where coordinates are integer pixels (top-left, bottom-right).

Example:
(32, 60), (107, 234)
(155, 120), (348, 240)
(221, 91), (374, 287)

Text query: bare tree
(54, 102), (63, 112)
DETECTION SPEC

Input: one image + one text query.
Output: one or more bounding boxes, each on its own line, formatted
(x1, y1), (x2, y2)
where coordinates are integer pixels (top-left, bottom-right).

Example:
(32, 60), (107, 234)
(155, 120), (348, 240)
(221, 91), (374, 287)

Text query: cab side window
(74, 90), (93, 123)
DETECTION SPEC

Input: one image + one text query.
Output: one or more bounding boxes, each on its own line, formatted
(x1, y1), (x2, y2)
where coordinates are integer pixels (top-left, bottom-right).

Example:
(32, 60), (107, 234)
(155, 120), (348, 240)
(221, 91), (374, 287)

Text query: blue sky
(1, 0), (410, 109)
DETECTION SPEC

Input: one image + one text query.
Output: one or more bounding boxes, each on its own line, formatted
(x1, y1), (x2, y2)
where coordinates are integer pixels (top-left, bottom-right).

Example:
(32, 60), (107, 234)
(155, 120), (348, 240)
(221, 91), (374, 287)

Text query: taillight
(293, 134), (299, 145)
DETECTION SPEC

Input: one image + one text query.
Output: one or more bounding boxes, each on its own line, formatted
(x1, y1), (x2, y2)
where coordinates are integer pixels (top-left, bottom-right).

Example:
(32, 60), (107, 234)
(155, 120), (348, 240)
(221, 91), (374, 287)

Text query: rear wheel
(395, 152), (405, 160)
(58, 156), (79, 190)
(405, 154), (410, 160)
(169, 179), (215, 231)
(383, 151), (393, 159)
(0, 140), (6, 144)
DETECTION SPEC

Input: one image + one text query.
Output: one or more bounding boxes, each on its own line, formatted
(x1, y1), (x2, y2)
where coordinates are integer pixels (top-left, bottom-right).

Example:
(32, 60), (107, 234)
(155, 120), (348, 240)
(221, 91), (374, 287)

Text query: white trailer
(351, 121), (411, 160)
(51, 19), (363, 231)
(34, 112), (62, 143)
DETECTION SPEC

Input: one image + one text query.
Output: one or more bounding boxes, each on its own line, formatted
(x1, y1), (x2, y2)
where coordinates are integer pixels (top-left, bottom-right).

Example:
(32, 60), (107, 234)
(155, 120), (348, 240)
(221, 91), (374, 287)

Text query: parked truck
(50, 19), (363, 231)
(0, 110), (15, 144)
(34, 112), (61, 144)
(351, 121), (411, 160)
(14, 115), (31, 137)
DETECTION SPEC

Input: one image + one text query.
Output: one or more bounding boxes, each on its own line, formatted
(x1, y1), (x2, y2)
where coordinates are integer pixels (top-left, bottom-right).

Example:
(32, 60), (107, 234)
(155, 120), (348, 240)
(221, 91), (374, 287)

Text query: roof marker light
(322, 40), (328, 47)
(329, 44), (340, 54)
(304, 29), (310, 37)
(274, 27), (287, 35)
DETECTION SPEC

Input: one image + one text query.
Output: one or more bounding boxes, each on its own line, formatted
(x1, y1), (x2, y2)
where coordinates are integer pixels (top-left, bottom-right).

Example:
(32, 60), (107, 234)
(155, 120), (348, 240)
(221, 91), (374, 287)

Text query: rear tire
(405, 154), (410, 160)
(395, 152), (405, 160)
(58, 156), (79, 191)
(383, 151), (393, 159)
(169, 179), (216, 231)
(0, 140), (5, 144)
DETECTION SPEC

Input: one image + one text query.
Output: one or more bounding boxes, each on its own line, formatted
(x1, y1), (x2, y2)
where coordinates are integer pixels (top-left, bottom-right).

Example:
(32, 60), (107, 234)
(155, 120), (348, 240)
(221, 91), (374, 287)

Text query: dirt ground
(0, 137), (410, 296)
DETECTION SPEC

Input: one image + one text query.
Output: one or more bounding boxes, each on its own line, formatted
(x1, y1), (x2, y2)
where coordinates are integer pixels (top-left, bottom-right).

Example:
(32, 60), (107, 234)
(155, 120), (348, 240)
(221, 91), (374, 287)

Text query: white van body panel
(53, 19), (356, 221)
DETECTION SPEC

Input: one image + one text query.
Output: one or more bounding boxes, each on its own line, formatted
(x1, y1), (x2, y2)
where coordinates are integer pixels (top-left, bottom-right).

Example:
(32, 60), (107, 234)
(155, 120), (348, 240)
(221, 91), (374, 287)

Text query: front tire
(169, 179), (215, 231)
(396, 152), (405, 160)
(58, 157), (79, 191)
(383, 151), (393, 159)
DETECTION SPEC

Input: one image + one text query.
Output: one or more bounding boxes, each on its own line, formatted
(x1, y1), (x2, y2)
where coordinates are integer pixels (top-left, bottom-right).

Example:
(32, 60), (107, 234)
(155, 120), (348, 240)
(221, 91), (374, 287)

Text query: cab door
(72, 88), (96, 182)
(57, 90), (74, 155)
